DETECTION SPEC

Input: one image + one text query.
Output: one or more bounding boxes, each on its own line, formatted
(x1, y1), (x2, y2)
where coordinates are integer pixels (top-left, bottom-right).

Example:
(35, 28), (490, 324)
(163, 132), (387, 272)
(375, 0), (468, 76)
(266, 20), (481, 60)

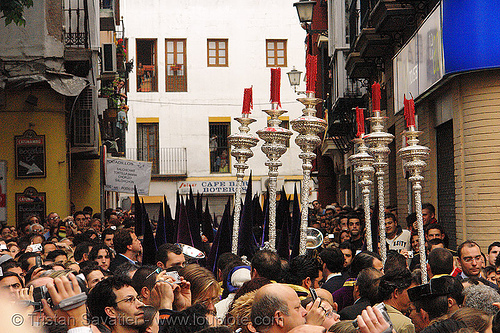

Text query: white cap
(230, 267), (251, 288)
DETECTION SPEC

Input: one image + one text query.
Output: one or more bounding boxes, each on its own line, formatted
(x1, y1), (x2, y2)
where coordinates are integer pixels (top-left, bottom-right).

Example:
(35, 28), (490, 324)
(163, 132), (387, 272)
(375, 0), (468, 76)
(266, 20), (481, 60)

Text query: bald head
(255, 283), (294, 302)
(315, 288), (334, 306)
(251, 284), (306, 333)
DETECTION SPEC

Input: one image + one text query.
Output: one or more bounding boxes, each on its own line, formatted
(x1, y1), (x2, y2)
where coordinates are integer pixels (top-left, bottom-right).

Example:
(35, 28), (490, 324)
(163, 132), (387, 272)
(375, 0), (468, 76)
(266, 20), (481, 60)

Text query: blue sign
(442, 0), (500, 74)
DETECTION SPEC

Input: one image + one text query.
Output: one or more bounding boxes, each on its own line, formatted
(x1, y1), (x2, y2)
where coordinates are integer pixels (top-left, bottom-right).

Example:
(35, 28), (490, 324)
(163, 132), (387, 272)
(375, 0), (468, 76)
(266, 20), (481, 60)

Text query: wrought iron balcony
(63, 0), (90, 48)
(126, 147), (187, 176)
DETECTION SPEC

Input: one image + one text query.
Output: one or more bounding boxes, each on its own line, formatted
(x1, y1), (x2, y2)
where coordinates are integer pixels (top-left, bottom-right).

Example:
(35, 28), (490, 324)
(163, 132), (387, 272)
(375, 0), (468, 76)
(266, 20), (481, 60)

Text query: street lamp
(286, 67), (303, 93)
(293, 0), (316, 24)
(293, 0), (327, 37)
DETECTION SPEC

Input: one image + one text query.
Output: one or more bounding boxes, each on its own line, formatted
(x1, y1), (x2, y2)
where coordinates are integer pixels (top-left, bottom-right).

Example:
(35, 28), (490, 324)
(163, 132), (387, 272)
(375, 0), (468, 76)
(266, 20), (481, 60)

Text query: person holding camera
(131, 266), (191, 312)
(376, 267), (415, 333)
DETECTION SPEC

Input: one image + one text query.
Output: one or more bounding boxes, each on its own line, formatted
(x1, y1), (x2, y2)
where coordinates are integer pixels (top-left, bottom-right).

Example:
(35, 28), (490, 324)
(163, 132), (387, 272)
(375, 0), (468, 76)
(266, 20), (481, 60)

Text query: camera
(32, 274), (86, 312)
(165, 271), (182, 284)
(352, 303), (393, 333)
(33, 285), (52, 312)
(28, 244), (43, 253)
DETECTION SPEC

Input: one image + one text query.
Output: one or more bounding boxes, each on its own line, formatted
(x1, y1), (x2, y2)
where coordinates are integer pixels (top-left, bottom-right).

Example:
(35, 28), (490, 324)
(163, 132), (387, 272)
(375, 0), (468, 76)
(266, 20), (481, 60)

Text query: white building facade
(121, 0), (313, 219)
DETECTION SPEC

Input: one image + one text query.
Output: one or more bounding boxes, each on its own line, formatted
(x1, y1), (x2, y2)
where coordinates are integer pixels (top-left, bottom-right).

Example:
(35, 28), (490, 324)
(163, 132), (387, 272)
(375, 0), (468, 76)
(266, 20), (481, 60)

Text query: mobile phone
(352, 303), (392, 332)
(29, 244), (43, 253)
(309, 288), (318, 302)
(35, 255), (43, 268)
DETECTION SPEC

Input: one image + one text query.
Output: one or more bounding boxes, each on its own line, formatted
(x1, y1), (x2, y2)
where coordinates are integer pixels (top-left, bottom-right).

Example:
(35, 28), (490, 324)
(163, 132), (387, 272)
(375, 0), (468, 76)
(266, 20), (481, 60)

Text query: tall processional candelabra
(291, 91), (327, 255)
(257, 68), (292, 249)
(228, 87), (258, 254)
(349, 107), (375, 251)
(398, 96), (430, 283)
(363, 83), (393, 263)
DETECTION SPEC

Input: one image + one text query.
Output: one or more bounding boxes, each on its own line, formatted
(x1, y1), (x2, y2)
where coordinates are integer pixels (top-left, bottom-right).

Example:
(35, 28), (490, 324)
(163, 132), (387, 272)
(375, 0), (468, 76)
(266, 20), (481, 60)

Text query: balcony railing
(126, 147), (187, 176)
(64, 0), (90, 48)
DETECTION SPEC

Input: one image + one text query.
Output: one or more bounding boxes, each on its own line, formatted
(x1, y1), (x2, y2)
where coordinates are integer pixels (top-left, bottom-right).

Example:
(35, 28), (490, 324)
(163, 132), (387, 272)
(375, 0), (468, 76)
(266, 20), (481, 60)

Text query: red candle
(270, 68), (281, 107)
(404, 95), (415, 128)
(306, 54), (317, 92)
(372, 82), (381, 111)
(356, 107), (365, 138)
(408, 98), (416, 128)
(242, 87), (253, 116)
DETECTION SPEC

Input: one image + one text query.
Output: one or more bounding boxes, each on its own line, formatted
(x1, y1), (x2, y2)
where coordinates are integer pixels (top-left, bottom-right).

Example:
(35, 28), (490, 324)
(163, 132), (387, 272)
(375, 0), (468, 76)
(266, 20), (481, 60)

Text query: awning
(128, 196), (165, 204)
(0, 71), (88, 97)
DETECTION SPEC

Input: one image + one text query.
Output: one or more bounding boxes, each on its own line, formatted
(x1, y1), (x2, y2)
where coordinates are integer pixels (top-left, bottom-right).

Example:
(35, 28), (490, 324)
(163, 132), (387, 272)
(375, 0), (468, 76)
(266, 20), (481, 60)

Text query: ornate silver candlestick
(363, 110), (394, 264)
(257, 103), (292, 249)
(290, 91), (327, 255)
(228, 116), (259, 254)
(398, 128), (430, 283)
(348, 136), (375, 251)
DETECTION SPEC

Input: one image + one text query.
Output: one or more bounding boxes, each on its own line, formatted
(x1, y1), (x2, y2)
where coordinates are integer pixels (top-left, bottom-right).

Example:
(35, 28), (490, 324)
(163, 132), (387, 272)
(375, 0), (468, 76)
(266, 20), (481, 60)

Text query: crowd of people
(1, 201), (500, 333)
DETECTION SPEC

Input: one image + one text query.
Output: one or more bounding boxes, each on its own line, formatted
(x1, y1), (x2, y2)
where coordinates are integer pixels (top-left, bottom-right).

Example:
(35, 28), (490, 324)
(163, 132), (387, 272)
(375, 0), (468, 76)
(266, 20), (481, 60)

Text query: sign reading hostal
(16, 187), (46, 226)
(105, 157), (152, 195)
(15, 130), (46, 178)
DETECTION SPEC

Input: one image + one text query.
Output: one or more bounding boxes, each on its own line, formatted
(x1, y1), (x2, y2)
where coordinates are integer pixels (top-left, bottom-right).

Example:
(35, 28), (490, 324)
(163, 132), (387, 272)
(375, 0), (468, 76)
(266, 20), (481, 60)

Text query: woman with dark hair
(88, 243), (114, 272)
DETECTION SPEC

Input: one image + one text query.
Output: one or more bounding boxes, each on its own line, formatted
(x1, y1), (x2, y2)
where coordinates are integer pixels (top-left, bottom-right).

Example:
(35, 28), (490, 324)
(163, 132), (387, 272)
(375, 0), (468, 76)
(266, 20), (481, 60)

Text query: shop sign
(16, 187), (46, 225)
(15, 130), (46, 178)
(177, 180), (248, 195)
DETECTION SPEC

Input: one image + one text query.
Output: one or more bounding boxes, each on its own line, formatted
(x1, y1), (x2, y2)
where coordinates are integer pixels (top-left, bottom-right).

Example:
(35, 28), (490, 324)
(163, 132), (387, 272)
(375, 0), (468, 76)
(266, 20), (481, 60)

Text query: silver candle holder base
(228, 116), (259, 254)
(257, 103), (292, 249)
(349, 136), (375, 251)
(363, 111), (394, 264)
(290, 91), (327, 255)
(398, 128), (430, 283)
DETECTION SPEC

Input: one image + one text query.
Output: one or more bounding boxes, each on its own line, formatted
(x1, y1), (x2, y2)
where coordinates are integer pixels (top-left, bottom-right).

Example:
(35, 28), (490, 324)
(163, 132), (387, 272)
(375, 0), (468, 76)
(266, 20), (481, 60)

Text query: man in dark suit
(319, 247), (346, 295)
(456, 240), (498, 290)
(339, 267), (383, 320)
(109, 228), (142, 273)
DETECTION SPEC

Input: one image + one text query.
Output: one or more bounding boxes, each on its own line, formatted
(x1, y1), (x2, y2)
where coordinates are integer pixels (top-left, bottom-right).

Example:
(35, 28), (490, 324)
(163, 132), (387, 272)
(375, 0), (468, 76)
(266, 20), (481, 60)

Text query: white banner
(105, 158), (152, 195)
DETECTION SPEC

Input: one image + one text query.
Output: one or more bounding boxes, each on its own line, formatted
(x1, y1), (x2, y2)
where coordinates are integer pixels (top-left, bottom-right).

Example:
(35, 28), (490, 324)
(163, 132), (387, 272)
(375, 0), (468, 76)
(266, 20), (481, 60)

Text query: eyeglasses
(199, 296), (220, 306)
(462, 255), (482, 263)
(116, 295), (142, 305)
(319, 304), (337, 318)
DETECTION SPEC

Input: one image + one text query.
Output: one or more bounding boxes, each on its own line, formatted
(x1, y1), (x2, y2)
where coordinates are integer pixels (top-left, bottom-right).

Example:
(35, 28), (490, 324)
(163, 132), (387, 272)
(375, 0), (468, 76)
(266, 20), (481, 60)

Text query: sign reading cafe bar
(177, 181), (249, 195)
